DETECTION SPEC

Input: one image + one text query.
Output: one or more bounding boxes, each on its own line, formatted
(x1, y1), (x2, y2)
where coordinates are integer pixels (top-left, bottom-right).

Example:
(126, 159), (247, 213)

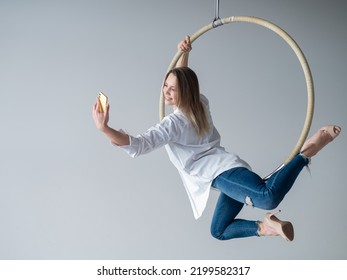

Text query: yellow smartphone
(98, 91), (108, 113)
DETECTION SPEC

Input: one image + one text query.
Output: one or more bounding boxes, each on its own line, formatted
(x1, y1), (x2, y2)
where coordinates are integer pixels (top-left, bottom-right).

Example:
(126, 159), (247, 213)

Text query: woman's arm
(92, 99), (130, 146)
(176, 35), (192, 67)
(92, 36), (191, 147)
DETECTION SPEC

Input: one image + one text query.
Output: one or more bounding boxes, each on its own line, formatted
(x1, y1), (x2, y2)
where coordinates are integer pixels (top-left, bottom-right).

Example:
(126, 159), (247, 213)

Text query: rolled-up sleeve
(118, 114), (183, 158)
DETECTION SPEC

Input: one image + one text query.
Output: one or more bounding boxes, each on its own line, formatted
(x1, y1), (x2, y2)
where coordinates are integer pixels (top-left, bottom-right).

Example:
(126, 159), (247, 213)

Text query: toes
(333, 125), (341, 135)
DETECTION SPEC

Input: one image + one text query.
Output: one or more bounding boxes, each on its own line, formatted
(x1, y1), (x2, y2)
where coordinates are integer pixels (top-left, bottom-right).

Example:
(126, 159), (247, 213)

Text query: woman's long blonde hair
(164, 67), (209, 136)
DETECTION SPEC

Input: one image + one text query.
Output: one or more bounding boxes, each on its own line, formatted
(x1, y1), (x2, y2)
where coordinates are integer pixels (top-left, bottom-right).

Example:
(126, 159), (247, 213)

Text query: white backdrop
(1, 0), (346, 259)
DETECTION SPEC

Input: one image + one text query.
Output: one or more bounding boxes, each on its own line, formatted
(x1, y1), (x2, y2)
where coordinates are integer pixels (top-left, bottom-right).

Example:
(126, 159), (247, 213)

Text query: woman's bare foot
(301, 125), (341, 158)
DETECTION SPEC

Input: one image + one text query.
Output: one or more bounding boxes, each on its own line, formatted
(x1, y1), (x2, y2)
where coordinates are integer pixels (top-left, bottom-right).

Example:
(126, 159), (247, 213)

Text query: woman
(92, 36), (341, 241)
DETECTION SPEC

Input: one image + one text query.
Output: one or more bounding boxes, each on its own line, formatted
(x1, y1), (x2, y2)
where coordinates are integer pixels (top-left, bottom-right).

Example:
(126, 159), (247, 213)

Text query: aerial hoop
(159, 16), (314, 179)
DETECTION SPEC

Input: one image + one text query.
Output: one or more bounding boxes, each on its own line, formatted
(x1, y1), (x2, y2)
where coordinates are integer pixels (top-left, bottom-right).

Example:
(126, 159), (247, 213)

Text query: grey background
(1, 0), (346, 259)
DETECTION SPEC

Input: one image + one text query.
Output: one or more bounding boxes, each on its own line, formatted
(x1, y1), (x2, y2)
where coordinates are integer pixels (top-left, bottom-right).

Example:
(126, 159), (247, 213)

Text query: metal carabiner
(212, 0), (223, 27)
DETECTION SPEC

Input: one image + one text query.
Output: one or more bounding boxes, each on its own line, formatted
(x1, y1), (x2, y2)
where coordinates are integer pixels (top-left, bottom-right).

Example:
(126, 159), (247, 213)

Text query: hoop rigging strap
(159, 16), (315, 179)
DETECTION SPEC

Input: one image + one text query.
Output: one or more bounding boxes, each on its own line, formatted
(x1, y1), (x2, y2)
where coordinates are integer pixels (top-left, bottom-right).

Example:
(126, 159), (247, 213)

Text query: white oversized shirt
(119, 95), (251, 219)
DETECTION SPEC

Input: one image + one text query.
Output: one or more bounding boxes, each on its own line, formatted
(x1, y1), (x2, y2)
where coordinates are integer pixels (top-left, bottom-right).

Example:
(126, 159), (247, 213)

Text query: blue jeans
(210, 154), (309, 240)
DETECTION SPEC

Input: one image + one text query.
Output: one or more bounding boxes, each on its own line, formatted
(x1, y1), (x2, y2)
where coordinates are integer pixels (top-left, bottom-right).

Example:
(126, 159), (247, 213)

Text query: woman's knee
(210, 229), (227, 240)
(210, 224), (228, 240)
(255, 197), (280, 210)
(244, 192), (280, 210)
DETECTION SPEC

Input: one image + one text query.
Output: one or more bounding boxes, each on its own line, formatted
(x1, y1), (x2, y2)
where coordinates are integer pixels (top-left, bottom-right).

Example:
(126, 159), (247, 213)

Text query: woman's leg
(212, 154), (309, 211)
(210, 193), (259, 240)
(209, 125), (341, 240)
(260, 154), (309, 209)
(210, 154), (308, 240)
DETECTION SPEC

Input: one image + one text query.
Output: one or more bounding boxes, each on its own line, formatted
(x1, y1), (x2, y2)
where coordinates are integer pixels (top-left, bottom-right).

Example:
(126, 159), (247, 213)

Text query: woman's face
(163, 73), (178, 107)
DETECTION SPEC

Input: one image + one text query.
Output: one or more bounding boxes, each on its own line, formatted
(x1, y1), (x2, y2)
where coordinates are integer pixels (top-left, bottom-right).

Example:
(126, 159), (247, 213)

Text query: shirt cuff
(115, 133), (139, 158)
